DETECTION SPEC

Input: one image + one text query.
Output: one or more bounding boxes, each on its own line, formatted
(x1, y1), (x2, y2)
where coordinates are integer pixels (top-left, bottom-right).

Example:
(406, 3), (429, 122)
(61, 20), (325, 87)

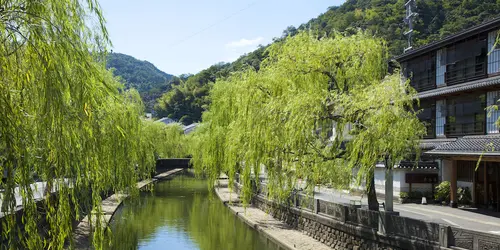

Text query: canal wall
(252, 194), (436, 250)
(215, 179), (332, 250)
(233, 180), (500, 250)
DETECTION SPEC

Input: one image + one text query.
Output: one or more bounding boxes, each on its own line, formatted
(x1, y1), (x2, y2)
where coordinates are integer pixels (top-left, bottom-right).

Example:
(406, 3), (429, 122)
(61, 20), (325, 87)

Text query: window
(445, 33), (488, 85)
(416, 100), (436, 138)
(445, 93), (486, 136)
(405, 52), (437, 92)
(488, 30), (500, 75)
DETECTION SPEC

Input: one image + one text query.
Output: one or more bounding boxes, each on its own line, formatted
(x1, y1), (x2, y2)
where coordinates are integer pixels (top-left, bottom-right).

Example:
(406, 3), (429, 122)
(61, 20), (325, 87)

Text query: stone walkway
(215, 179), (332, 250)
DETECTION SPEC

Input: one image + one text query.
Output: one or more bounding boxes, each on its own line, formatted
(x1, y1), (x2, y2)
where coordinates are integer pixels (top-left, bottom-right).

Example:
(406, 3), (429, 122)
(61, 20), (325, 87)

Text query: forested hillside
(106, 53), (174, 111)
(156, 0), (500, 124)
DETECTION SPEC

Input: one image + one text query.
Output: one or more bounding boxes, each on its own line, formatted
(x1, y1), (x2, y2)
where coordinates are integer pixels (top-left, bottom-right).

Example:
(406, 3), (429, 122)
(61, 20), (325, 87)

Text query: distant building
(183, 123), (198, 134)
(156, 117), (176, 125)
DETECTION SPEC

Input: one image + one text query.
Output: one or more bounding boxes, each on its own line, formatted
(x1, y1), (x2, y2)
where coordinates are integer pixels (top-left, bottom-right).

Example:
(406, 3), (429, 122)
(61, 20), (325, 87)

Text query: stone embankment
(227, 176), (500, 250)
(215, 179), (331, 250)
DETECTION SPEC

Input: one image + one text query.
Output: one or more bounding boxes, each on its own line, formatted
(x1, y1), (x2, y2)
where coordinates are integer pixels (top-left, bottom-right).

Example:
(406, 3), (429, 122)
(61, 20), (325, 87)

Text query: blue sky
(100, 0), (345, 76)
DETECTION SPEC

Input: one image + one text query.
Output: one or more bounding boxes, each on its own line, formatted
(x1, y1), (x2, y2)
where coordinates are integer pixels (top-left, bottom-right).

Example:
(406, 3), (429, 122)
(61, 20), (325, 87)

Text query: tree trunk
(367, 169), (379, 211)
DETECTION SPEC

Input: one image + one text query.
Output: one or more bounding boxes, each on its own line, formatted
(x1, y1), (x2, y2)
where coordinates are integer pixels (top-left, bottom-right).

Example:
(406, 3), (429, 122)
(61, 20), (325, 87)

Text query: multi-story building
(390, 17), (500, 211)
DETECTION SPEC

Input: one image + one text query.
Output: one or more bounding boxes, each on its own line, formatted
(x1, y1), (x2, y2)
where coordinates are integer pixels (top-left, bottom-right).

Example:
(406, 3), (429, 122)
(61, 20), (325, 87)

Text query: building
(391, 17), (500, 211)
(156, 117), (176, 125)
(183, 123), (198, 135)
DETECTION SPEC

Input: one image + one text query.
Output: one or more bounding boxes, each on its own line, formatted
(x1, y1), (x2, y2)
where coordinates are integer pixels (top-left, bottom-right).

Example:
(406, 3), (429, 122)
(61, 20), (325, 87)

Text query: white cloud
(226, 37), (264, 48)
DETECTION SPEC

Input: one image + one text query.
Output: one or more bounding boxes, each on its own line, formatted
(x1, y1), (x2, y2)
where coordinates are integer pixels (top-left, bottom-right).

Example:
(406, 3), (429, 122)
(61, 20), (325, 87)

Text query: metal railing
(445, 121), (485, 137)
(410, 76), (436, 92)
(445, 60), (487, 86)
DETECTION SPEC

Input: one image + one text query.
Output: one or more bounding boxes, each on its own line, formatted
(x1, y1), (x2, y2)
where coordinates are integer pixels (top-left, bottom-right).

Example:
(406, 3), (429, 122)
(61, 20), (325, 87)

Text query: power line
(167, 1), (260, 48)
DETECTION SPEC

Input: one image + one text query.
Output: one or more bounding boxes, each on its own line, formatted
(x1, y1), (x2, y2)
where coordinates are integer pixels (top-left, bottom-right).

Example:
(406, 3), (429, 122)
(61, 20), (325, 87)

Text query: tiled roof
(398, 161), (439, 170)
(376, 161), (439, 170)
(156, 117), (176, 125)
(417, 75), (500, 100)
(183, 123), (198, 134)
(426, 135), (500, 156)
(420, 138), (456, 150)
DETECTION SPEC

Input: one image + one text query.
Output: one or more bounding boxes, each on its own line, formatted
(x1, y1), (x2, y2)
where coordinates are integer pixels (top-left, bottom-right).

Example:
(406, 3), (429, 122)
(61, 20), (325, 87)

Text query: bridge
(155, 158), (191, 173)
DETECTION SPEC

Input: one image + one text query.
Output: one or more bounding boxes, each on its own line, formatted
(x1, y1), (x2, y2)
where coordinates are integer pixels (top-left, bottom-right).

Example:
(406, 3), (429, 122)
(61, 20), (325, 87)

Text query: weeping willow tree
(0, 1), (186, 249)
(191, 31), (426, 209)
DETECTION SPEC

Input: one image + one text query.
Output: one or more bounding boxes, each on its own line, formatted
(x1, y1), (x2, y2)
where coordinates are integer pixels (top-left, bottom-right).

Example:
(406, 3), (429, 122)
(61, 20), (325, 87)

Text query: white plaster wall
(374, 167), (407, 197)
(374, 166), (438, 197)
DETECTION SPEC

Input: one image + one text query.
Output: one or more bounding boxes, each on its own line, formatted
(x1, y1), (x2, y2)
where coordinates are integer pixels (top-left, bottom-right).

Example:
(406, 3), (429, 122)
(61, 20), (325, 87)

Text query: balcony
(444, 121), (485, 137)
(445, 60), (487, 86)
(411, 76), (436, 92)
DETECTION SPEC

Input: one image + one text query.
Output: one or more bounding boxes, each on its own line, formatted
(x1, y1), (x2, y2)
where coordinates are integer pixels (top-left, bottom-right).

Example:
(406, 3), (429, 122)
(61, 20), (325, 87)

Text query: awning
(417, 75), (500, 99)
(425, 135), (500, 156)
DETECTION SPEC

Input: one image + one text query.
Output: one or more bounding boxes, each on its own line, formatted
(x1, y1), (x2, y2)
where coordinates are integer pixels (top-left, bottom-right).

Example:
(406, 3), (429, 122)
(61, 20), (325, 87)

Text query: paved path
(0, 180), (71, 218)
(215, 179), (331, 250)
(310, 185), (500, 235)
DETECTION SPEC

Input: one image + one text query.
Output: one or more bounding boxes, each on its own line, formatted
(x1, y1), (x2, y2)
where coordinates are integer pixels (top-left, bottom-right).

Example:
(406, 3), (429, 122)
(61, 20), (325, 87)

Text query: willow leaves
(191, 31), (425, 205)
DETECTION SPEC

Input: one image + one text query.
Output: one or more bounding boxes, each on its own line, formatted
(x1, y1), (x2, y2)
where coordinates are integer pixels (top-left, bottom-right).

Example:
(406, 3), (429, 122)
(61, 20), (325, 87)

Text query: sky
(100, 0), (345, 76)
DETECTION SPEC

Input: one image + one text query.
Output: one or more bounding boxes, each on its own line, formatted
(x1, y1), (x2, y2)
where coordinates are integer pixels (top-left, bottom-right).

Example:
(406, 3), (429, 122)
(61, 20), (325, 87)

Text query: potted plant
(434, 181), (450, 205)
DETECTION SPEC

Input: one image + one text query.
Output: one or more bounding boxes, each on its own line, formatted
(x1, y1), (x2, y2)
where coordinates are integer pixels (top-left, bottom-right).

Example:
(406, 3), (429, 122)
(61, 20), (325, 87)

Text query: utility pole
(403, 0), (418, 53)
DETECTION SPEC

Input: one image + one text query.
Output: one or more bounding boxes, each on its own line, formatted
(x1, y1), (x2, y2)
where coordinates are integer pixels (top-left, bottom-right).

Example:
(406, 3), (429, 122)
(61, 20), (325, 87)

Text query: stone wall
(234, 176), (500, 250)
(252, 194), (441, 250)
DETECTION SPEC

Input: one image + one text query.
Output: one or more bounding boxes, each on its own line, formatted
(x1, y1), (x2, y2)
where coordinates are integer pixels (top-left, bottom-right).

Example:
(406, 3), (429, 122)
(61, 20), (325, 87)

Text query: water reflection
(106, 175), (277, 250)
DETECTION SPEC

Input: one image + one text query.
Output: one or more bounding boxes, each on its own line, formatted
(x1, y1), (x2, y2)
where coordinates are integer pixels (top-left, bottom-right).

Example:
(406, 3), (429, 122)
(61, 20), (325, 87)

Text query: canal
(106, 174), (278, 250)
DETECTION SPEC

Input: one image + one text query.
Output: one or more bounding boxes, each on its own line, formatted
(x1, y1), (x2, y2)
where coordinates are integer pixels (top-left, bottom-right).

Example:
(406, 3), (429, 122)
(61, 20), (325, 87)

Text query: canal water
(106, 174), (278, 250)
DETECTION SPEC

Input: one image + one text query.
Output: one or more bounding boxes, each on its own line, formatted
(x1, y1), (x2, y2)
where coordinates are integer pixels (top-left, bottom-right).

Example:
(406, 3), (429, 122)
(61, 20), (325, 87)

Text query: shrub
(458, 187), (472, 205)
(435, 181), (451, 202)
(400, 192), (409, 199)
(408, 191), (423, 199)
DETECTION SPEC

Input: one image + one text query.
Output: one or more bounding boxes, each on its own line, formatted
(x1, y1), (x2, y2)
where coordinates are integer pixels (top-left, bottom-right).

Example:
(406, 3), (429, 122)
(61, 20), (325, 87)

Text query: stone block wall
(253, 195), (427, 250)
(232, 176), (500, 250)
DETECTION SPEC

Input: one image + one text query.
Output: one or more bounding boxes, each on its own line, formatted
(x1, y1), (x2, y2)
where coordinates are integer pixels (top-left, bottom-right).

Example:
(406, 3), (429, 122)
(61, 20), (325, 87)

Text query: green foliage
(435, 181), (451, 202)
(106, 53), (174, 111)
(402, 191), (433, 201)
(458, 187), (472, 205)
(0, 2), (185, 249)
(154, 63), (231, 124)
(155, 0), (500, 123)
(190, 31), (425, 206)
(304, 0), (500, 55)
(400, 192), (409, 200)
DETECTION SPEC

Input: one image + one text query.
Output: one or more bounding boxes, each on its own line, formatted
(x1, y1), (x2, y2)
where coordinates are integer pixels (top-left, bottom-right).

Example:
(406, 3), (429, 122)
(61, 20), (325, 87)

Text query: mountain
(106, 53), (174, 111)
(302, 0), (500, 56)
(155, 0), (500, 124)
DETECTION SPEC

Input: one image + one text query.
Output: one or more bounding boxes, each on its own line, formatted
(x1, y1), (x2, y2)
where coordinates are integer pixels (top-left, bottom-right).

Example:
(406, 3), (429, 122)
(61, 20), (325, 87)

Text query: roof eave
(424, 151), (500, 157)
(394, 17), (500, 62)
